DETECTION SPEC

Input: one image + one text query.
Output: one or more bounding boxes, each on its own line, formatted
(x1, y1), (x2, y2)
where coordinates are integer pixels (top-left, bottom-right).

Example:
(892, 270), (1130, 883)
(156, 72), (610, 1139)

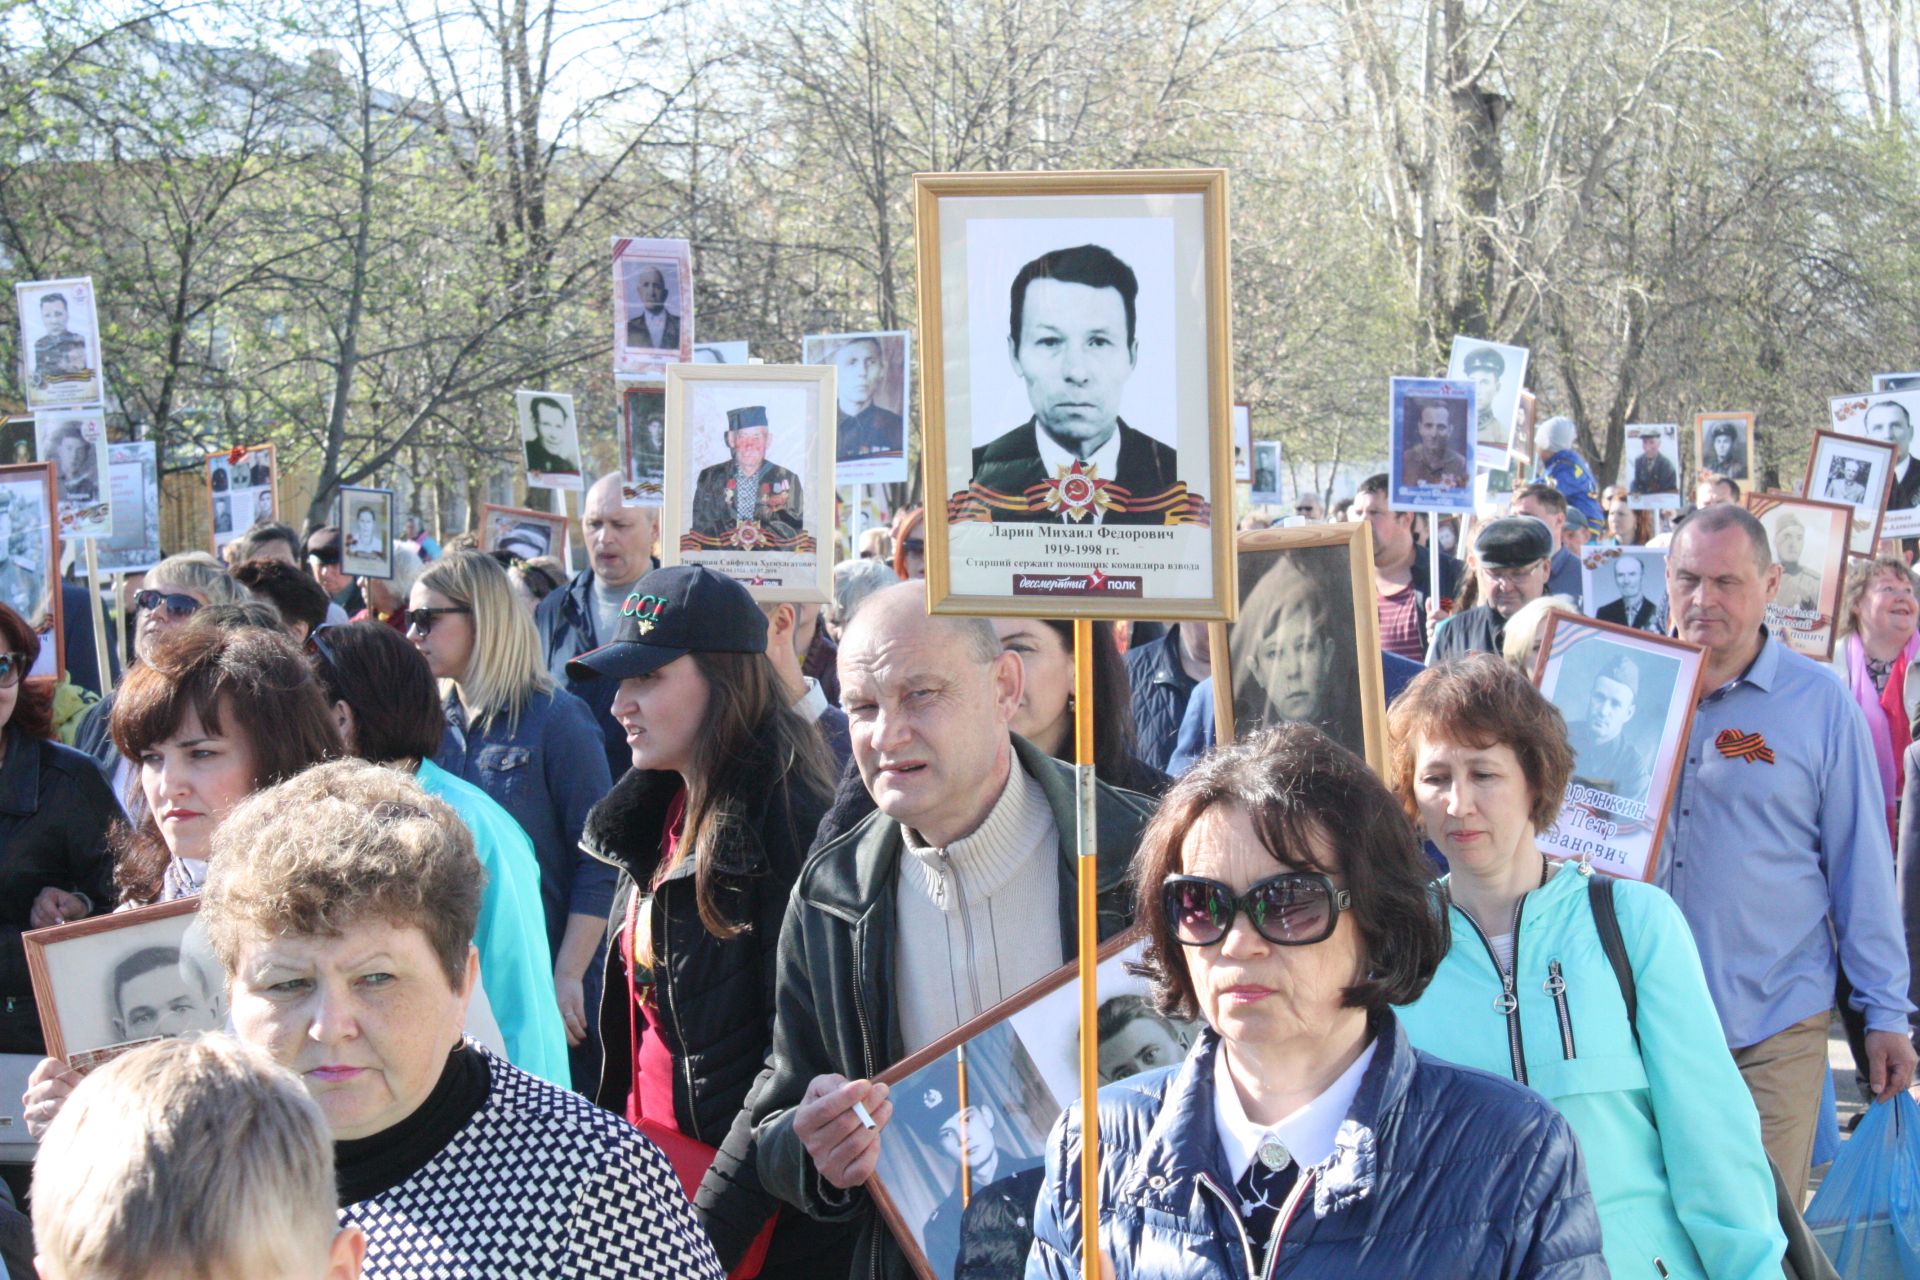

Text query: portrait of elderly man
(31, 291), (89, 390)
(1596, 554), (1660, 632)
(963, 244), (1188, 525)
(687, 404), (806, 548)
(1628, 429), (1678, 498)
(1771, 512), (1824, 615)
(1865, 398), (1920, 511)
(831, 336), (904, 461)
(522, 395), (580, 478)
(1401, 399), (1470, 488)
(623, 261), (681, 351)
(1704, 420), (1748, 481)
(1566, 655), (1653, 807)
(109, 945), (222, 1045)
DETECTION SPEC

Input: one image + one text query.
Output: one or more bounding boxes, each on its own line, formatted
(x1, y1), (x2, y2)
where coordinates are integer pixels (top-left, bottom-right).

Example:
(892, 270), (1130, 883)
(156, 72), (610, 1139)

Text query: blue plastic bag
(1805, 1093), (1920, 1278)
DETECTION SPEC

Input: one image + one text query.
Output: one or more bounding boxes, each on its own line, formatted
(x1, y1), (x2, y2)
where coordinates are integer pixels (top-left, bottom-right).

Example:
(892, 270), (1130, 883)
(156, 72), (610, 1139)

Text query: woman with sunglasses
(1027, 724), (1606, 1279)
(409, 550), (615, 1089)
(1389, 656), (1784, 1279)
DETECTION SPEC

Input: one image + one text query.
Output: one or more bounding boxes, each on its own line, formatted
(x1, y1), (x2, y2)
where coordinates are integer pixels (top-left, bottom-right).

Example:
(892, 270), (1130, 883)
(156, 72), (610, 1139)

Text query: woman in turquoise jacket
(1388, 655), (1784, 1279)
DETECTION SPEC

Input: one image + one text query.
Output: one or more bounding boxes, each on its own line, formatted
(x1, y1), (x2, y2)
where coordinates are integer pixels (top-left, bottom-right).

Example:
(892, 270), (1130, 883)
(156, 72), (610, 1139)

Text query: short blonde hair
(1499, 594), (1577, 673)
(32, 1035), (336, 1280)
(204, 759), (484, 989)
(416, 549), (552, 730)
(1837, 554), (1919, 643)
(147, 551), (249, 608)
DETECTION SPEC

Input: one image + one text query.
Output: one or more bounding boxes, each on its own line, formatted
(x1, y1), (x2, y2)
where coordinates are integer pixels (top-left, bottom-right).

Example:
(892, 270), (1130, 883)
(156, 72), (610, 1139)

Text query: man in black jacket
(1427, 517), (1555, 663)
(736, 582), (1152, 1280)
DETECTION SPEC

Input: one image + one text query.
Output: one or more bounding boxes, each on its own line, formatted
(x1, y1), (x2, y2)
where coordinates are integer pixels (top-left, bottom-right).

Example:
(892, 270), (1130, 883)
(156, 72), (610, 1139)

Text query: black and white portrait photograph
(0, 420), (32, 467)
(1224, 524), (1387, 772)
(340, 486), (395, 580)
(1445, 336), (1528, 468)
(1693, 413), (1754, 482)
(620, 383), (667, 507)
(479, 504), (568, 563)
(803, 330), (911, 486)
(1748, 493), (1852, 660)
(204, 446), (275, 554)
(663, 363), (834, 602)
(1804, 429), (1894, 556)
(1388, 376), (1476, 513)
(14, 277), (102, 411)
(34, 409), (110, 539)
(916, 170), (1232, 621)
(612, 236), (693, 376)
(99, 441), (161, 573)
(1874, 372), (1920, 393)
(24, 899), (221, 1068)
(0, 464), (58, 676)
(1005, 939), (1197, 1102)
(1530, 613), (1705, 881)
(515, 389), (584, 493)
(1831, 389), (1920, 537)
(692, 341), (749, 364)
(1621, 423), (1680, 510)
(1232, 403), (1252, 483)
(1250, 439), (1282, 506)
(1580, 547), (1668, 633)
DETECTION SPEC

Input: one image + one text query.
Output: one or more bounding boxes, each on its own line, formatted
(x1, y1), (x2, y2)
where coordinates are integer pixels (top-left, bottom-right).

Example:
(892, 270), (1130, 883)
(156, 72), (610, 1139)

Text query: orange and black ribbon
(1715, 729), (1775, 764)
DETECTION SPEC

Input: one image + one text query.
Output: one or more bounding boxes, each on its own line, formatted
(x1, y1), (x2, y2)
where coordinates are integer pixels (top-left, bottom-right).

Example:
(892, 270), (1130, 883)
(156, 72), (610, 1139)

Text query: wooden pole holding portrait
(83, 538), (109, 695)
(913, 167), (1237, 1280)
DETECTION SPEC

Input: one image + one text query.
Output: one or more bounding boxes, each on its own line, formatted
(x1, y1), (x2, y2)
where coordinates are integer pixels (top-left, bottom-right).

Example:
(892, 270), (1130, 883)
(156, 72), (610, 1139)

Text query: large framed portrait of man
(1387, 377), (1476, 513)
(1580, 546), (1668, 634)
(340, 486), (395, 580)
(1803, 429), (1894, 556)
(914, 169), (1234, 621)
(1831, 390), (1920, 537)
(1693, 412), (1754, 483)
(620, 383), (668, 508)
(1621, 423), (1680, 511)
(98, 441), (161, 573)
(1745, 492), (1852, 659)
(0, 463), (60, 679)
(516, 390), (584, 493)
(1529, 612), (1705, 881)
(14, 277), (102, 411)
(1445, 336), (1528, 469)
(478, 503), (568, 565)
(1874, 372), (1920, 393)
(803, 330), (911, 486)
(662, 363), (834, 603)
(612, 236), (693, 377)
(33, 409), (111, 539)
(1218, 524), (1386, 774)
(25, 899), (221, 1071)
(204, 445), (276, 554)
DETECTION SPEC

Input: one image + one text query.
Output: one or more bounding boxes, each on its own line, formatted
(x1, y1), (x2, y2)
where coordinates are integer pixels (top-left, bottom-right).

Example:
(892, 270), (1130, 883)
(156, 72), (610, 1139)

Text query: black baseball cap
(566, 564), (767, 682)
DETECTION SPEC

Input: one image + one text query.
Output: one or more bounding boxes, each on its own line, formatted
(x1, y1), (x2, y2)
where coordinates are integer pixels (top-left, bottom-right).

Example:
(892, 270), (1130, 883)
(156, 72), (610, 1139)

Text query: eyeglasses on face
(0, 652), (28, 689)
(1162, 872), (1352, 948)
(405, 606), (471, 635)
(1484, 561), (1546, 586)
(134, 589), (201, 618)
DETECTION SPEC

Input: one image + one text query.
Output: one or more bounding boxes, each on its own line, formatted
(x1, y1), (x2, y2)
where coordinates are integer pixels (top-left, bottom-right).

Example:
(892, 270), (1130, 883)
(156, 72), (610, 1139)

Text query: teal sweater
(1399, 864), (1785, 1280)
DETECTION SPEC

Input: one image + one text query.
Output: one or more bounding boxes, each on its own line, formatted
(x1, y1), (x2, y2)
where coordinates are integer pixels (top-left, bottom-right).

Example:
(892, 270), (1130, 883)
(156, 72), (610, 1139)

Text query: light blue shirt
(1659, 633), (1913, 1048)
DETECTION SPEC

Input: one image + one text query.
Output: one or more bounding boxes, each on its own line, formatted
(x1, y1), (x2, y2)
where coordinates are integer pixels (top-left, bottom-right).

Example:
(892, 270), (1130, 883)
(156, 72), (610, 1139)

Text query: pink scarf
(1845, 630), (1918, 815)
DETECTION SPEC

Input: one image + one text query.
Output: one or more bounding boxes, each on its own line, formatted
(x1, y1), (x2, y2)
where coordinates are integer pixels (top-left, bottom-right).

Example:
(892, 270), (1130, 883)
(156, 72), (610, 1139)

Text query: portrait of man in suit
(963, 244), (1186, 524)
(623, 262), (681, 351)
(688, 405), (805, 548)
(1865, 400), (1920, 513)
(1595, 555), (1660, 632)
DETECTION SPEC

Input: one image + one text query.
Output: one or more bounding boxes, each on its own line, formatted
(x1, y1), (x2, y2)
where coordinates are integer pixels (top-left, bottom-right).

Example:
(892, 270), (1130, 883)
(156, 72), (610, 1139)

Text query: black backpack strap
(1587, 873), (1640, 1046)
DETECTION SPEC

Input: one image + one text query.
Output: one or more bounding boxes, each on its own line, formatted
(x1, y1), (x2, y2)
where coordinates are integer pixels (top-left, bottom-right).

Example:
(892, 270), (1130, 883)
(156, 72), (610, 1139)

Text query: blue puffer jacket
(1123, 626), (1199, 773)
(1026, 1013), (1607, 1280)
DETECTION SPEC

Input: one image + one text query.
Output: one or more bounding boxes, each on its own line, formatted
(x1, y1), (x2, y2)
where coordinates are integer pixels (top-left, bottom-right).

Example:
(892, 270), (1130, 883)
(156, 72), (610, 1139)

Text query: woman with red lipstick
(1391, 656), (1786, 1279)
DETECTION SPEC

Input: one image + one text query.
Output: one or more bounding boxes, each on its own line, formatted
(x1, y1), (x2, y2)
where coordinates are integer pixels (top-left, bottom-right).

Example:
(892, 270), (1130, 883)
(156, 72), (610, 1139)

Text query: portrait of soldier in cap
(1701, 419), (1749, 481)
(1769, 512), (1824, 615)
(1462, 346), (1505, 439)
(687, 404), (806, 547)
(1627, 427), (1679, 500)
(1567, 653), (1653, 807)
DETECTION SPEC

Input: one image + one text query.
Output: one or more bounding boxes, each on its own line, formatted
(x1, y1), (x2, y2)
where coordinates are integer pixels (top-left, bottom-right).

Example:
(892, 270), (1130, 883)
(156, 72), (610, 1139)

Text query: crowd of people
(0, 463), (1910, 1280)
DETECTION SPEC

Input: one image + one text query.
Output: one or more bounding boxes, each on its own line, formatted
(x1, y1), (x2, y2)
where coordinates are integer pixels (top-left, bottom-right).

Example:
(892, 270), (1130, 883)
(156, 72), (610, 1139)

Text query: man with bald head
(734, 582), (1152, 1279)
(624, 262), (680, 350)
(535, 472), (660, 777)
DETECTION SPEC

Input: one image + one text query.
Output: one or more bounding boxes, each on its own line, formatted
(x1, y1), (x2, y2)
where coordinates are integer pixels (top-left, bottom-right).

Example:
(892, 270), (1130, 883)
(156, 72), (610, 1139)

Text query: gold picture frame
(913, 168), (1236, 621)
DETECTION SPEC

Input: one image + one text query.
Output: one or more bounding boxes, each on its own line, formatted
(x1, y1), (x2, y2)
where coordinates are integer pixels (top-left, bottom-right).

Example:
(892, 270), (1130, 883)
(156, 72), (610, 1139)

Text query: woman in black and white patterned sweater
(199, 758), (725, 1279)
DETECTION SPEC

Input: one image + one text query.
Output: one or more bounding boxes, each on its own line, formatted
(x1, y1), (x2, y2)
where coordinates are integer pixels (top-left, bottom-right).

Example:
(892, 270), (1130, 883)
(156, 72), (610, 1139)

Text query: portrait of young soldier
(523, 395), (581, 478)
(831, 336), (904, 461)
(1769, 513), (1824, 615)
(1462, 345), (1506, 442)
(962, 244), (1188, 524)
(1400, 398), (1470, 488)
(30, 291), (91, 390)
(1703, 421), (1749, 481)
(109, 945), (223, 1045)
(687, 405), (805, 547)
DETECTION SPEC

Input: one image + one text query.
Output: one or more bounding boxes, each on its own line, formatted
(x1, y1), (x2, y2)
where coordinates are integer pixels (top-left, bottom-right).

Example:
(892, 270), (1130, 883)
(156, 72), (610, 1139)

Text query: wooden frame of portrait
(913, 168), (1236, 622)
(203, 444), (277, 555)
(478, 502), (569, 564)
(661, 362), (836, 605)
(339, 485), (396, 580)
(1528, 610), (1707, 881)
(867, 931), (1146, 1280)
(619, 381), (668, 508)
(1212, 523), (1387, 775)
(1744, 490), (1854, 660)
(0, 461), (64, 680)
(1802, 429), (1894, 556)
(24, 897), (203, 1069)
(1691, 412), (1754, 486)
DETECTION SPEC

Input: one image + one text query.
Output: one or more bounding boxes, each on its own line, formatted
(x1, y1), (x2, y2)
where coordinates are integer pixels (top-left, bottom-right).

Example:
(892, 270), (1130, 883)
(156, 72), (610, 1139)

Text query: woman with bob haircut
(409, 550), (614, 1083)
(197, 759), (723, 1279)
(306, 621), (568, 1086)
(1025, 724), (1605, 1279)
(1389, 655), (1785, 1279)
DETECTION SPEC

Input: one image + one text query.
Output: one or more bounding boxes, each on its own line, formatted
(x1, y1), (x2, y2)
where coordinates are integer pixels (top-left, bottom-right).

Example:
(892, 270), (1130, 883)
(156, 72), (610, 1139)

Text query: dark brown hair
(1035, 620), (1140, 779)
(305, 622), (443, 764)
(109, 626), (344, 904)
(0, 603), (53, 741)
(1385, 653), (1572, 830)
(230, 558), (332, 637)
(1130, 724), (1449, 1020)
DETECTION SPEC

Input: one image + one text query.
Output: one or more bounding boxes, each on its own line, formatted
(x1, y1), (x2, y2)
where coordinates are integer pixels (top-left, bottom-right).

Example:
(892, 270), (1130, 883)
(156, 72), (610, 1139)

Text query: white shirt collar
(793, 676), (829, 724)
(1211, 1037), (1377, 1182)
(1033, 422), (1123, 487)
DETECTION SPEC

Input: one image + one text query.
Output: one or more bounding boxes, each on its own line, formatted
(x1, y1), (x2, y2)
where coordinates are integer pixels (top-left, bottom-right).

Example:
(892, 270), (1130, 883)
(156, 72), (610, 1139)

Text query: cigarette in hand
(852, 1101), (876, 1131)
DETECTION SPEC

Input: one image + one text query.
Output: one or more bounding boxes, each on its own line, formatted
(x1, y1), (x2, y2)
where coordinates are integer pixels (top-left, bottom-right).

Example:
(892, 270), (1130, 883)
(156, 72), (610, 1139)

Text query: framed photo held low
(1529, 611), (1707, 881)
(1217, 523), (1386, 774)
(339, 486), (396, 580)
(1803, 430), (1894, 556)
(1745, 492), (1852, 660)
(1249, 440), (1282, 506)
(914, 168), (1235, 622)
(479, 503), (569, 565)
(205, 445), (277, 554)
(1693, 412), (1755, 485)
(0, 462), (62, 679)
(868, 934), (1195, 1280)
(24, 898), (224, 1070)
(33, 408), (110, 539)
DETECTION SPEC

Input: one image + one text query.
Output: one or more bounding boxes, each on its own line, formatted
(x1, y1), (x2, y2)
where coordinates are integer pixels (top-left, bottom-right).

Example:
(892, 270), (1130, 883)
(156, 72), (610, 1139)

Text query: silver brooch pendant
(1257, 1138), (1292, 1172)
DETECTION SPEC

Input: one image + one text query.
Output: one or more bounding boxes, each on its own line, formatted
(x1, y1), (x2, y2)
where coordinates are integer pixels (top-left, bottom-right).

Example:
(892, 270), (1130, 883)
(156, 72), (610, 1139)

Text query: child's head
(32, 1035), (362, 1280)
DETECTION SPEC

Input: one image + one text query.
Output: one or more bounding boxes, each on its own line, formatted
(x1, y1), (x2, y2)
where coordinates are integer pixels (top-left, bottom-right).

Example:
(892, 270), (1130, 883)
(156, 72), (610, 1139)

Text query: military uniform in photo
(957, 418), (1193, 525)
(1776, 562), (1823, 616)
(526, 438), (579, 477)
(1402, 439), (1470, 488)
(837, 402), (903, 461)
(32, 330), (88, 389)
(1569, 719), (1652, 808)
(684, 406), (810, 551)
(1629, 449), (1678, 497)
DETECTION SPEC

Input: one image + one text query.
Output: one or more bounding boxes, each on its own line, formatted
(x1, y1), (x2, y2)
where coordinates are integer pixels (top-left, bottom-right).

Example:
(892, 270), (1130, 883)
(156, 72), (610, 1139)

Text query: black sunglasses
(405, 606), (471, 635)
(134, 589), (201, 618)
(0, 652), (27, 689)
(1162, 872), (1352, 948)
